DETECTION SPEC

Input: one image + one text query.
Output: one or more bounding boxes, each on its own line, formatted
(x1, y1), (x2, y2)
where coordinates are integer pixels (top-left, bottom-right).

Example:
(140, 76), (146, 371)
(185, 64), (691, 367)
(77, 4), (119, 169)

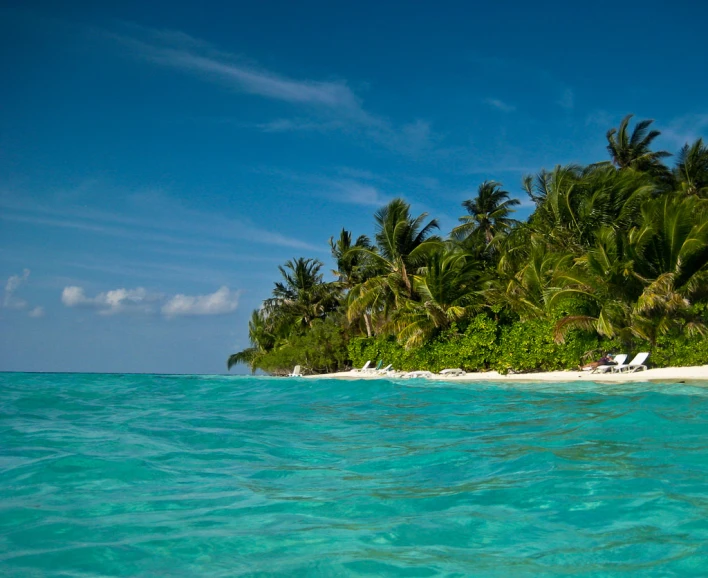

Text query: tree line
(229, 115), (708, 375)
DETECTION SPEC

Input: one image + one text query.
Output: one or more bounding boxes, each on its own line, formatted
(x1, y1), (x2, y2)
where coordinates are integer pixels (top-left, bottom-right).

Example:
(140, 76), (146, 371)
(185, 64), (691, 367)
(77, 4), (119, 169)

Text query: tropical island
(228, 115), (708, 376)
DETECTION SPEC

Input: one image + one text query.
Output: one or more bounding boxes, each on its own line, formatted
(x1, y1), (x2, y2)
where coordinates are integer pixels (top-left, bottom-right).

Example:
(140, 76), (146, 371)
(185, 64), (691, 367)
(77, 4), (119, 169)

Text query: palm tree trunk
(364, 313), (373, 338)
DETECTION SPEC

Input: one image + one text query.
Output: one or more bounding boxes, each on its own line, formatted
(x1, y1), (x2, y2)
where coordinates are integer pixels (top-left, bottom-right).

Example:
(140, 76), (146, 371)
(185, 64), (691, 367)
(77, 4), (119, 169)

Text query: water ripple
(1, 373), (708, 576)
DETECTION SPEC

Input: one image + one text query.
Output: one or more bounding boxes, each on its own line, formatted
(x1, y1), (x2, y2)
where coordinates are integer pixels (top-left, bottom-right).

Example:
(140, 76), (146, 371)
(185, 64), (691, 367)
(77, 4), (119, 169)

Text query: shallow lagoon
(2, 373), (708, 576)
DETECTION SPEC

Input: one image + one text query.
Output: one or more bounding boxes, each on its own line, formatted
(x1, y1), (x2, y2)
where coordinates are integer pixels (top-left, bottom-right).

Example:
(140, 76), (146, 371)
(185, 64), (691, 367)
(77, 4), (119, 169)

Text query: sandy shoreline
(304, 365), (708, 383)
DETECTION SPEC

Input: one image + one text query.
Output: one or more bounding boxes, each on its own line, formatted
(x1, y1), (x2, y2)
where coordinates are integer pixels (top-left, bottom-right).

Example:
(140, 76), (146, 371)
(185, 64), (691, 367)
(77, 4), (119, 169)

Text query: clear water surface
(1, 372), (708, 577)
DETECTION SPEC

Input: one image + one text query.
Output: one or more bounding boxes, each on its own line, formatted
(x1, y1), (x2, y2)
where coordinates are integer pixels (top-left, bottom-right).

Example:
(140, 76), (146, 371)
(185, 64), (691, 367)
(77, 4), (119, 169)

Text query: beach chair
(592, 354), (627, 374)
(365, 360), (383, 374)
(353, 360), (372, 373)
(613, 352), (649, 373)
(377, 364), (393, 374)
(402, 370), (434, 379)
(288, 365), (303, 377)
(440, 368), (466, 377)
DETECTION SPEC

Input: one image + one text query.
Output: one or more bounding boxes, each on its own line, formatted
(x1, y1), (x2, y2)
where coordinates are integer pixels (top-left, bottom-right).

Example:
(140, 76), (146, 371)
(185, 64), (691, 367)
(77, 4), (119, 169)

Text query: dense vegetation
(228, 115), (708, 375)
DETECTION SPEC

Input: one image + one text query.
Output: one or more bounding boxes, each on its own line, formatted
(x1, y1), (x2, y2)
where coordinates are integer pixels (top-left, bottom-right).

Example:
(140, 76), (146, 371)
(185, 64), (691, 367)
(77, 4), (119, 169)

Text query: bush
(650, 333), (708, 367)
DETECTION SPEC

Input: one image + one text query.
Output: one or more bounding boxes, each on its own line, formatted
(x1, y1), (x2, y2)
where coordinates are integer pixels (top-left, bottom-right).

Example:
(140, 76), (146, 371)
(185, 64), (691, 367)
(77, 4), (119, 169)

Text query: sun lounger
(592, 354), (627, 374)
(353, 360), (372, 372)
(612, 352), (649, 373)
(377, 364), (393, 374)
(402, 370), (434, 379)
(288, 365), (303, 377)
(440, 368), (466, 377)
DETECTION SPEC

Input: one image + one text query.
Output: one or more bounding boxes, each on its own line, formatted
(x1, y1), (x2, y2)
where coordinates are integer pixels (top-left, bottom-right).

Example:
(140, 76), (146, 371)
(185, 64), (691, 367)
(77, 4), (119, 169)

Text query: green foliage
(230, 114), (708, 375)
(255, 318), (351, 375)
(350, 315), (601, 374)
(493, 320), (600, 373)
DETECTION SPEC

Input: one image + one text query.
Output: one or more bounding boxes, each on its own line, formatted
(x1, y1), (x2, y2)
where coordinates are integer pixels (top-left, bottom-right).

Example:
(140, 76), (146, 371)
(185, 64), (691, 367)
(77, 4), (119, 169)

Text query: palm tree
(329, 229), (375, 288)
(227, 309), (274, 372)
(674, 138), (708, 197)
(630, 195), (708, 342)
(549, 227), (646, 343)
(606, 114), (671, 174)
(265, 258), (339, 331)
(394, 249), (485, 348)
(453, 181), (520, 245)
(347, 198), (441, 331)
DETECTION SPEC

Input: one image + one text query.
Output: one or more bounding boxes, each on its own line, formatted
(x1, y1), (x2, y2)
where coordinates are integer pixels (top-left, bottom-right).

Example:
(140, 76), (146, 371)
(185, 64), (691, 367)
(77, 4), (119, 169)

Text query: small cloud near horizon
(162, 286), (240, 317)
(61, 284), (240, 317)
(4, 269), (30, 310)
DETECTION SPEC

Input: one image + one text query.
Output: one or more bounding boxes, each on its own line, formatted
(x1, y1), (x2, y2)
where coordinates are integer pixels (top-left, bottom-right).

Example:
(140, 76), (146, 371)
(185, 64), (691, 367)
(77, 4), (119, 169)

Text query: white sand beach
(305, 365), (708, 383)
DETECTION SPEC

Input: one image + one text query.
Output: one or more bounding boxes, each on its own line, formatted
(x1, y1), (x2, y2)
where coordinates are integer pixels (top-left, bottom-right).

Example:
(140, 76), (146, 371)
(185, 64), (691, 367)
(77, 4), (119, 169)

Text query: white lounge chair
(353, 360), (372, 373)
(402, 370), (434, 379)
(592, 354), (627, 374)
(613, 352), (649, 373)
(364, 361), (384, 374)
(440, 368), (466, 377)
(288, 365), (303, 377)
(377, 364), (393, 374)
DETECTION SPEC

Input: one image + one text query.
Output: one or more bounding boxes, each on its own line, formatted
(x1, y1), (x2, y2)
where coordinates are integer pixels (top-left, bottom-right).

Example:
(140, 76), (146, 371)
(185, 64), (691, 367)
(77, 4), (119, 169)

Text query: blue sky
(1, 0), (707, 374)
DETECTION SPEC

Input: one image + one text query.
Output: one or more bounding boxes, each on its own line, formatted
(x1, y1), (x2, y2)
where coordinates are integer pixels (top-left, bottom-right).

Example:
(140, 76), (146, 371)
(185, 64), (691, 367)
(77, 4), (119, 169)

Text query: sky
(1, 0), (707, 374)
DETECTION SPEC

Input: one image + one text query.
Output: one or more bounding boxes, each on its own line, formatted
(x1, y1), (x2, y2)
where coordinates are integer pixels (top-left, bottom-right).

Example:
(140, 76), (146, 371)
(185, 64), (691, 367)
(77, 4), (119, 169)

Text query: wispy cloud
(106, 24), (434, 155)
(660, 113), (708, 147)
(557, 88), (574, 110)
(28, 306), (45, 318)
(61, 284), (240, 317)
(162, 286), (239, 317)
(61, 286), (162, 315)
(4, 269), (30, 309)
(3, 269), (46, 317)
(256, 118), (345, 133)
(483, 98), (516, 113)
(0, 189), (323, 253)
(326, 180), (390, 206)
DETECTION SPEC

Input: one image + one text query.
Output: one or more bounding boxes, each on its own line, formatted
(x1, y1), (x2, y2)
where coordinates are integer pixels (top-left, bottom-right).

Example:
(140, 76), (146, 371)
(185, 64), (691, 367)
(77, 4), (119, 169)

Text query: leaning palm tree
(227, 309), (275, 372)
(453, 181), (520, 244)
(606, 114), (671, 174)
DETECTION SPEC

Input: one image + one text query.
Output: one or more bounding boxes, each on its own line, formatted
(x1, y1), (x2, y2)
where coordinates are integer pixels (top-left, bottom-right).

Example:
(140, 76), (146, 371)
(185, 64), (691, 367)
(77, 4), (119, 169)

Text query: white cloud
(327, 179), (389, 207)
(61, 285), (160, 315)
(4, 269), (30, 309)
(61, 285), (239, 317)
(108, 25), (435, 155)
(483, 98), (516, 113)
(162, 286), (239, 317)
(28, 306), (45, 318)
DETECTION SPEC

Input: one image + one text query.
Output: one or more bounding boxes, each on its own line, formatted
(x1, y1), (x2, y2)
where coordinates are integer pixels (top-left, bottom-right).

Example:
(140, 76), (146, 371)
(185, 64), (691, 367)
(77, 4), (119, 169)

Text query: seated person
(581, 354), (615, 371)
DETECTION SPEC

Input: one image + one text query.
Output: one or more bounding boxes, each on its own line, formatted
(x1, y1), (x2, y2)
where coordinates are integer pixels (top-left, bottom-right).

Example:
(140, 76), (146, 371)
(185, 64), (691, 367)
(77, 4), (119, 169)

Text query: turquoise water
(1, 374), (708, 577)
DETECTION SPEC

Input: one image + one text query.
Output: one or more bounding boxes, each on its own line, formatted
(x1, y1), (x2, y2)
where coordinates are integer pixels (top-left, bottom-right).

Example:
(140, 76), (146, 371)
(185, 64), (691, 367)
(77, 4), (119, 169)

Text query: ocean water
(1, 374), (708, 577)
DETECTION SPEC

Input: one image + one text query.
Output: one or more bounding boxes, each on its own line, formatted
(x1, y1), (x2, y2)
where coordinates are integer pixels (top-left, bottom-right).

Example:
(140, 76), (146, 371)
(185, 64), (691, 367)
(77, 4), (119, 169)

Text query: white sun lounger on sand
(353, 360), (372, 372)
(288, 365), (303, 377)
(592, 354), (627, 374)
(440, 368), (466, 377)
(612, 352), (649, 373)
(402, 370), (434, 379)
(377, 364), (393, 374)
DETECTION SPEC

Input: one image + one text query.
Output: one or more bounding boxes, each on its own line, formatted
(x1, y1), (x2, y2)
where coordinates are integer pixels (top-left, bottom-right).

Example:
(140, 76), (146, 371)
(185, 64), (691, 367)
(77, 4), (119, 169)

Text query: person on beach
(580, 354), (615, 371)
